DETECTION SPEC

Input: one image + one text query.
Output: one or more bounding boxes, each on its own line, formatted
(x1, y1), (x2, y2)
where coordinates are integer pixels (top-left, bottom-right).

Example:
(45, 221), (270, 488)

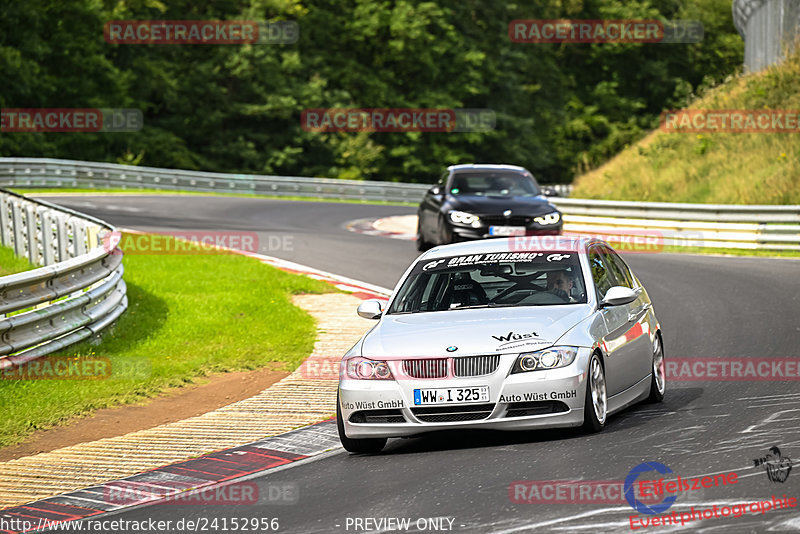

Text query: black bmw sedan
(415, 164), (563, 250)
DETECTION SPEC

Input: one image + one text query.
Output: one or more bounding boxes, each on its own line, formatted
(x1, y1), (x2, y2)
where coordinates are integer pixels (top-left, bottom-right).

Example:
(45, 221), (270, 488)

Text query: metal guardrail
(0, 158), (573, 203)
(0, 189), (126, 370)
(550, 198), (800, 251)
(0, 158), (431, 204)
(1, 157), (797, 251)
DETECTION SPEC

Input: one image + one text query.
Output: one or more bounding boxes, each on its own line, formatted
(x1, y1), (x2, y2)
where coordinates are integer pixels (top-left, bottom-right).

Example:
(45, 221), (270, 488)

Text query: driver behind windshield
(546, 269), (575, 302)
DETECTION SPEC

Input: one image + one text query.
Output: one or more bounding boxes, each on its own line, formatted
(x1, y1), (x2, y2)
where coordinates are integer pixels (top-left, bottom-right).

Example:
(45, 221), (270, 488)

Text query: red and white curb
(346, 217), (416, 241)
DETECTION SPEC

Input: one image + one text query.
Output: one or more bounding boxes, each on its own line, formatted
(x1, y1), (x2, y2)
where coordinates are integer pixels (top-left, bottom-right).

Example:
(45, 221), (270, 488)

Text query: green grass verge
(572, 48), (800, 204)
(10, 187), (417, 207)
(0, 243), (35, 276)
(0, 234), (333, 448)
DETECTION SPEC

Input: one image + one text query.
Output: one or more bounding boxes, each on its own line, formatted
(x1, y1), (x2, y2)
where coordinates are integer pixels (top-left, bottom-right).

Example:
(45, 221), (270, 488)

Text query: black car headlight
(512, 347), (578, 373)
(449, 210), (481, 228)
(533, 212), (561, 225)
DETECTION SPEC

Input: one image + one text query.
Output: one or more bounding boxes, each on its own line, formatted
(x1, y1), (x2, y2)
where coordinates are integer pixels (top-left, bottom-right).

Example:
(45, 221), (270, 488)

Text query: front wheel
(437, 215), (453, 246)
(337, 393), (387, 454)
(582, 353), (607, 433)
(646, 336), (665, 403)
(415, 217), (432, 251)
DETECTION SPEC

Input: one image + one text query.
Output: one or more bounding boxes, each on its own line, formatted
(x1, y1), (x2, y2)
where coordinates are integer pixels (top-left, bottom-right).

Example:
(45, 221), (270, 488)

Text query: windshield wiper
(447, 302), (508, 310)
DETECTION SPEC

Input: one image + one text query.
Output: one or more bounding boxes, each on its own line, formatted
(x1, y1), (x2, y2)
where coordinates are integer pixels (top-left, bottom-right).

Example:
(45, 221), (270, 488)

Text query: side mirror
(430, 185), (441, 196)
(599, 286), (637, 308)
(357, 299), (384, 320)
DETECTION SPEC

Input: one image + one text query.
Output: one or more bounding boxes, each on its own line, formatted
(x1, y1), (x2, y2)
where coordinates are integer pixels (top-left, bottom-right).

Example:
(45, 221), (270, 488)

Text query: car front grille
(349, 409), (406, 424)
(411, 403), (495, 423)
(480, 215), (532, 226)
(403, 358), (448, 379)
(454, 355), (500, 377)
(504, 401), (569, 418)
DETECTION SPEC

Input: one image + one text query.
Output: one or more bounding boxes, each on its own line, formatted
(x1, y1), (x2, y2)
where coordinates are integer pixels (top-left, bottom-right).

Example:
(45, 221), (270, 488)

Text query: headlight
(344, 357), (394, 380)
(512, 347), (578, 373)
(449, 210), (481, 228)
(534, 212), (560, 225)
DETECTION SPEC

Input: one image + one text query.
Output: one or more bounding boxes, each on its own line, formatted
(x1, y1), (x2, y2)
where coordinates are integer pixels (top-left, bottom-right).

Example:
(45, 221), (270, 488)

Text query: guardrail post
(72, 219), (87, 256)
(0, 197), (11, 247)
(11, 201), (25, 258)
(25, 204), (40, 265)
(56, 214), (69, 261)
(40, 208), (55, 265)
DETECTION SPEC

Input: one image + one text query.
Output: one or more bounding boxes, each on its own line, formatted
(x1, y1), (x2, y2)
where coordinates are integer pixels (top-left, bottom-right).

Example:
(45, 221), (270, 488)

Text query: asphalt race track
(38, 195), (800, 533)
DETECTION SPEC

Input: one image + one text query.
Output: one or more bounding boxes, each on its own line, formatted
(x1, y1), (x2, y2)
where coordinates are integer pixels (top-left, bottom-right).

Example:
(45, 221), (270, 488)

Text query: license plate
(413, 386), (489, 405)
(489, 226), (526, 236)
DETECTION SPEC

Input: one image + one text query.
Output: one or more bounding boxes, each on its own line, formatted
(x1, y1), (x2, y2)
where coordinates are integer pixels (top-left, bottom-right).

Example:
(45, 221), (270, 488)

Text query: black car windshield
(388, 251), (586, 314)
(449, 172), (540, 197)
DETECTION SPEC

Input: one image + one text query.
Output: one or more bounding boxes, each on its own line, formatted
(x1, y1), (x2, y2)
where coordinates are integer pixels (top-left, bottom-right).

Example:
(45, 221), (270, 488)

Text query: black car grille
(349, 409), (406, 424)
(453, 355), (500, 377)
(403, 359), (448, 379)
(480, 215), (532, 226)
(504, 401), (569, 418)
(411, 403), (495, 423)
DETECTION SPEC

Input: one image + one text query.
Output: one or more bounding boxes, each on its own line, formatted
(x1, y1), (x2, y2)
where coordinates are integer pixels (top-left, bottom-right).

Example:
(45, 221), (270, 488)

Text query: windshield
(388, 252), (586, 314)
(449, 172), (541, 197)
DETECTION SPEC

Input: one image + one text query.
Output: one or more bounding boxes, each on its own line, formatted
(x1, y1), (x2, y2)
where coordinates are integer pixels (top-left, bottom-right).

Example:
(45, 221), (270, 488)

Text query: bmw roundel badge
(446, 346), (458, 352)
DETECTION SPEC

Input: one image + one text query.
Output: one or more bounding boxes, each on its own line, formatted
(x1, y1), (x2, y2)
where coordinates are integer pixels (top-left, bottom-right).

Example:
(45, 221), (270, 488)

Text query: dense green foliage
(0, 0), (742, 183)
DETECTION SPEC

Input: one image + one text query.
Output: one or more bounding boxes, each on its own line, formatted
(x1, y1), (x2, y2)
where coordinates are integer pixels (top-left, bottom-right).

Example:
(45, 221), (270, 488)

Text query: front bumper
(450, 224), (563, 240)
(339, 350), (589, 439)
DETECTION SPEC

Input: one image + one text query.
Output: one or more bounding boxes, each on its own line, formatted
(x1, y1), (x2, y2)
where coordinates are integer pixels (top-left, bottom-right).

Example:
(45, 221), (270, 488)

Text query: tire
(336, 393), (387, 454)
(437, 215), (453, 246)
(646, 335), (665, 403)
(582, 353), (607, 433)
(415, 217), (432, 251)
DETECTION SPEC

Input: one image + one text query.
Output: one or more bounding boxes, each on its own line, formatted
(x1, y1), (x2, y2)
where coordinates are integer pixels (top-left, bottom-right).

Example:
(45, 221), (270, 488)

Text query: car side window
(602, 247), (635, 289)
(588, 246), (615, 300)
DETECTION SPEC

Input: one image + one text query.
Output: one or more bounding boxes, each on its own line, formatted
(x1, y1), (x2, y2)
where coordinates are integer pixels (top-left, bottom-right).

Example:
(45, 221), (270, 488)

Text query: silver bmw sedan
(337, 236), (665, 453)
